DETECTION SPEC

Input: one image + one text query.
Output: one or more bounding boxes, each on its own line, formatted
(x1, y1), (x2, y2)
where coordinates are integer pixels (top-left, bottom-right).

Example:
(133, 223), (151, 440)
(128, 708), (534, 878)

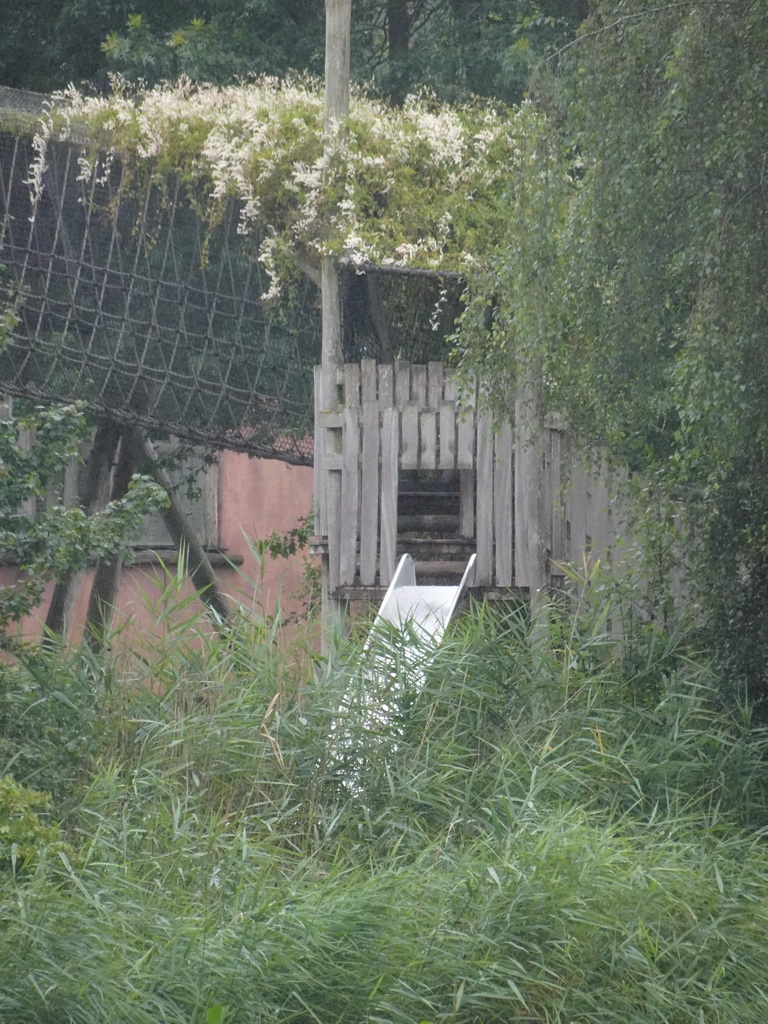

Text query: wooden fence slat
(549, 427), (567, 579)
(514, 379), (551, 597)
(514, 450), (528, 587)
(339, 405), (360, 584)
(568, 462), (588, 565)
(395, 361), (411, 408)
(420, 410), (437, 469)
(476, 410), (494, 585)
(439, 399), (456, 470)
(427, 361), (443, 409)
(494, 421), (513, 586)
(540, 429), (554, 581)
(590, 468), (610, 563)
(412, 364), (427, 408)
(606, 466), (630, 572)
(457, 410), (475, 470)
(379, 407), (399, 585)
(360, 359), (377, 404)
(377, 363), (393, 410)
(359, 400), (380, 586)
(460, 469), (475, 539)
(440, 373), (457, 470)
(401, 403), (419, 470)
(313, 365), (327, 537)
(515, 453), (543, 592)
(457, 378), (476, 470)
(344, 364), (360, 407)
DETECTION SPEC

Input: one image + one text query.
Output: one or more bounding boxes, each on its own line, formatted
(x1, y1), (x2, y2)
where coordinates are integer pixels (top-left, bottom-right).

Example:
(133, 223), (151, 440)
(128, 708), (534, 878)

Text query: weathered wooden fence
(314, 360), (627, 602)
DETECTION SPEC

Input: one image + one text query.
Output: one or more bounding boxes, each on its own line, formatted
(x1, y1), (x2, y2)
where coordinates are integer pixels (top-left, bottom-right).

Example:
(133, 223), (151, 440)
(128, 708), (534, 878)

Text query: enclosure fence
(0, 88), (465, 463)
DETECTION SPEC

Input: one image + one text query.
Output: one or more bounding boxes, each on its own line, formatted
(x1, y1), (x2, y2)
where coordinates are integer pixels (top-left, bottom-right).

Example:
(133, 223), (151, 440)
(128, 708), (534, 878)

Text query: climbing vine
(41, 77), (544, 295)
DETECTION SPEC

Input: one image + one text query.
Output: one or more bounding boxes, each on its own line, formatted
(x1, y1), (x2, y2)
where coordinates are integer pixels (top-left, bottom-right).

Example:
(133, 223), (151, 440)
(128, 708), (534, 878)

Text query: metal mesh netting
(0, 94), (466, 464)
(0, 131), (321, 463)
(339, 263), (465, 366)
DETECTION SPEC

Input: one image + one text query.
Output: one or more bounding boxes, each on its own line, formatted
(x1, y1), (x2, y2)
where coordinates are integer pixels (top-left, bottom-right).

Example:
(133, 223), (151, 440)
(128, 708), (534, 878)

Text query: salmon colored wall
(217, 449), (314, 617)
(2, 454), (315, 644)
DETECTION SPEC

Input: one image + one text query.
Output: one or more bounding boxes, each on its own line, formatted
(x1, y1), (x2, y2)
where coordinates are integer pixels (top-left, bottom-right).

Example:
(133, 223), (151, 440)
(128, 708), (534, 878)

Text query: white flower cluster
(46, 78), (538, 288)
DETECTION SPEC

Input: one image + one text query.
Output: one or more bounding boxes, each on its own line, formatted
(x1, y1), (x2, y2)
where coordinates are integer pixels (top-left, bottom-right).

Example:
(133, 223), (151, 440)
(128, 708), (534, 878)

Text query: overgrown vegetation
(2, 3), (768, 1012)
(458, 0), (768, 709)
(0, 399), (164, 636)
(41, 76), (529, 293)
(1, 574), (768, 1022)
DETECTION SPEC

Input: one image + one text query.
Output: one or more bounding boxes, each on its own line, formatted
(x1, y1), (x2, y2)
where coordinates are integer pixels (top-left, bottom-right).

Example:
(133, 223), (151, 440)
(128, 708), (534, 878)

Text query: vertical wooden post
(84, 428), (138, 652)
(325, 0), (351, 142)
(515, 370), (549, 633)
(46, 420), (121, 637)
(319, 0), (352, 639)
(476, 410), (494, 586)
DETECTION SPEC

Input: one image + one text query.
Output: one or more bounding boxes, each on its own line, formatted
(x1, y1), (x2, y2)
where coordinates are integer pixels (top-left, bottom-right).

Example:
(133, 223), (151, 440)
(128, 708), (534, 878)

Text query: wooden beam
(84, 427), (138, 652)
(128, 429), (233, 627)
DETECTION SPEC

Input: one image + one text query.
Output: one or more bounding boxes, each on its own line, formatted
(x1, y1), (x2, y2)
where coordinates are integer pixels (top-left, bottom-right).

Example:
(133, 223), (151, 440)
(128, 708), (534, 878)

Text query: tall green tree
(0, 406), (164, 635)
(460, 0), (768, 709)
(0, 0), (586, 104)
(0, 0), (327, 92)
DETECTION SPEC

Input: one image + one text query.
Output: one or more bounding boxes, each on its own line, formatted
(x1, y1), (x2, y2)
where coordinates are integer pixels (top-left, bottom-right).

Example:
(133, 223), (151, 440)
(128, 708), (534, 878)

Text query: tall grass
(2, 568), (768, 1022)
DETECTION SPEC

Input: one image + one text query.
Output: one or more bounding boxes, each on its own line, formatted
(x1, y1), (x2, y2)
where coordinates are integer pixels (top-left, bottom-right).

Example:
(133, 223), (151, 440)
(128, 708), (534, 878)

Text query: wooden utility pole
(318, 0), (352, 636)
(322, 0), (350, 371)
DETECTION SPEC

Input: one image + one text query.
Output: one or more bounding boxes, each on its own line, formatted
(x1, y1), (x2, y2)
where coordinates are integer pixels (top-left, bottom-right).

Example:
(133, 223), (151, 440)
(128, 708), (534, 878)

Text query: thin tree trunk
(387, 0), (410, 57)
(386, 0), (411, 105)
(46, 420), (121, 637)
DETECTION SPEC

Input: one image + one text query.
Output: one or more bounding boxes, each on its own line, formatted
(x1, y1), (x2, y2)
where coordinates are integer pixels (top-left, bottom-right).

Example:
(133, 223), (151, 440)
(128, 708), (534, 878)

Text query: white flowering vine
(42, 77), (546, 292)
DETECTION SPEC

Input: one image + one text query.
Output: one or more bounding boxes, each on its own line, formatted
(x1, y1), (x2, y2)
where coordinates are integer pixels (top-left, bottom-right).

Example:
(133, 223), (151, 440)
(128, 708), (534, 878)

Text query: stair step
(398, 489), (459, 501)
(412, 560), (471, 580)
(398, 537), (475, 557)
(398, 494), (458, 515)
(399, 513), (459, 533)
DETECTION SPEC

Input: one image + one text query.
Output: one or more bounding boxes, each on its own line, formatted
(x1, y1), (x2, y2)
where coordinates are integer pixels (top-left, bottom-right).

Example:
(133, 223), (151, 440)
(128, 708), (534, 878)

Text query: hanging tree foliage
(458, 0), (768, 708)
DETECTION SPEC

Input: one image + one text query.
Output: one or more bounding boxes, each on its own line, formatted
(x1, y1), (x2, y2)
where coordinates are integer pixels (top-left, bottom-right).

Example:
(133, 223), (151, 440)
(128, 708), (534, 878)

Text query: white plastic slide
(334, 554), (477, 779)
(372, 553), (477, 645)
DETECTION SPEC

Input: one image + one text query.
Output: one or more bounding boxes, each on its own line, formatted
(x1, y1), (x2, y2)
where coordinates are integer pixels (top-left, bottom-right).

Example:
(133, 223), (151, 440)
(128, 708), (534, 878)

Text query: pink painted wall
(217, 449), (315, 617)
(2, 453), (315, 644)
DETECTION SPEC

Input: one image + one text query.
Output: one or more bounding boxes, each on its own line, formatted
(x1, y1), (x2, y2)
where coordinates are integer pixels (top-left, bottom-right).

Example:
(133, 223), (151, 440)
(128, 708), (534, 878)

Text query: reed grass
(1, 567), (768, 1022)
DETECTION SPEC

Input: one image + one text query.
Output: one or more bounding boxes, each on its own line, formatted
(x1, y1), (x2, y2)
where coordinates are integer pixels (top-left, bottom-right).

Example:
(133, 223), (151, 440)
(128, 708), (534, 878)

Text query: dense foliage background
(459, 0), (768, 710)
(0, 0), (582, 104)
